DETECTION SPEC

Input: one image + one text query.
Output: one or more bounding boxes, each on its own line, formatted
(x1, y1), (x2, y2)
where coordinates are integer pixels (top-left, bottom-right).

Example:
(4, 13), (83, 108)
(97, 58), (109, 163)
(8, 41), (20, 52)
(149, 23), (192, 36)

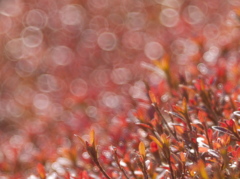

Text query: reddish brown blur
(0, 0), (240, 178)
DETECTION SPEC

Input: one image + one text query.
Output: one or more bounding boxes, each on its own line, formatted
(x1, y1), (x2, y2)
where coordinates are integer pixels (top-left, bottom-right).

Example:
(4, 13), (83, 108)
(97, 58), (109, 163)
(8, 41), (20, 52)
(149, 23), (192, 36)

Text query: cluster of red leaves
(72, 54), (240, 179)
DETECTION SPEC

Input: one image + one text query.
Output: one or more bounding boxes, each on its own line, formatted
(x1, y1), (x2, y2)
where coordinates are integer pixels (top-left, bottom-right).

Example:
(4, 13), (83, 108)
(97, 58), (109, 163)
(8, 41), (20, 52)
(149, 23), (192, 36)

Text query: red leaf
(198, 147), (208, 153)
(173, 125), (186, 134)
(172, 105), (183, 114)
(150, 141), (158, 153)
(37, 163), (46, 179)
(212, 126), (233, 136)
(136, 123), (153, 130)
(166, 111), (185, 121)
(225, 119), (235, 128)
(198, 110), (207, 123)
(207, 129), (213, 141)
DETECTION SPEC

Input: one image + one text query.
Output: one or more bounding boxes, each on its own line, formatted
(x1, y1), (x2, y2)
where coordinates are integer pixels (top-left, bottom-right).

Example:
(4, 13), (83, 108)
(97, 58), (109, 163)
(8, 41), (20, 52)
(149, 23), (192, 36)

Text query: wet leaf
(208, 149), (220, 158)
(179, 152), (186, 162)
(37, 163), (46, 179)
(191, 123), (204, 132)
(212, 126), (233, 136)
(154, 55), (170, 72)
(149, 90), (157, 104)
(198, 160), (209, 179)
(165, 111), (185, 120)
(90, 129), (95, 147)
(160, 133), (169, 147)
(150, 141), (158, 153)
(139, 141), (146, 158)
(173, 125), (185, 134)
(207, 129), (213, 141)
(134, 108), (146, 122)
(136, 123), (153, 130)
(172, 105), (183, 114)
(198, 110), (207, 123)
(149, 135), (162, 148)
(225, 119), (238, 133)
(198, 147), (208, 153)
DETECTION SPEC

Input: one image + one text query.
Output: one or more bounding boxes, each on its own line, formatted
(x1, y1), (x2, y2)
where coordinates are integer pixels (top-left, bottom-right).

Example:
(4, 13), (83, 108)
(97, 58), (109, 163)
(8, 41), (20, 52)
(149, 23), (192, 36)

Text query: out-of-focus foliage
(0, 0), (240, 178)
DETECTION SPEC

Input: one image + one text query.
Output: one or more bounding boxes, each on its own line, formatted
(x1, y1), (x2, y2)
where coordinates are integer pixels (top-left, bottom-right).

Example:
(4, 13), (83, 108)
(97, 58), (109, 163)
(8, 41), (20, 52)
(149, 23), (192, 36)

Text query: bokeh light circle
(25, 9), (48, 28)
(160, 8), (179, 27)
(21, 26), (43, 48)
(70, 79), (88, 97)
(144, 42), (164, 60)
(97, 32), (117, 51)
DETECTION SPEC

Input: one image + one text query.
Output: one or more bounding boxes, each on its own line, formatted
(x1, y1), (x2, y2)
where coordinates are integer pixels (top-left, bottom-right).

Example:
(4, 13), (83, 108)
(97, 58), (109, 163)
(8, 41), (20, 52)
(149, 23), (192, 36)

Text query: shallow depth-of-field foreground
(0, 0), (240, 178)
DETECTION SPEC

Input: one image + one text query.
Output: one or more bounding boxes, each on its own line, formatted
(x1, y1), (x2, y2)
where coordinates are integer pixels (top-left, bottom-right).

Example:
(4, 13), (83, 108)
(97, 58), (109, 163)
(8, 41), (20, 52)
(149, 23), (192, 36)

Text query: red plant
(0, 0), (240, 178)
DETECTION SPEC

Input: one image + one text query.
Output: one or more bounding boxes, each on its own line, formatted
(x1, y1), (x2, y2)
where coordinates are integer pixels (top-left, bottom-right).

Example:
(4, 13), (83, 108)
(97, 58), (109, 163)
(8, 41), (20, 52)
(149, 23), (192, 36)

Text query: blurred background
(0, 0), (240, 177)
